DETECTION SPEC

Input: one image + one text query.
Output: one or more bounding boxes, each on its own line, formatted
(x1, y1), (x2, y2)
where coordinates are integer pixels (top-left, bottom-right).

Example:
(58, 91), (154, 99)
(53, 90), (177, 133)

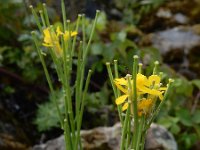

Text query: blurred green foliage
(0, 0), (200, 149)
(113, 0), (165, 24)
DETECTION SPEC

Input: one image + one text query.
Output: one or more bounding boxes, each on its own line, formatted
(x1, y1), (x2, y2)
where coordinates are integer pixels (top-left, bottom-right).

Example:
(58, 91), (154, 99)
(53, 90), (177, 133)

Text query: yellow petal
(159, 94), (164, 100)
(115, 83), (128, 94)
(149, 89), (162, 95)
(148, 75), (160, 85)
(71, 31), (78, 36)
(138, 99), (153, 111)
(137, 73), (149, 86)
(56, 26), (63, 36)
(122, 103), (128, 111)
(64, 31), (70, 41)
(160, 87), (167, 91)
(43, 28), (51, 43)
(138, 85), (161, 96)
(114, 78), (127, 85)
(63, 31), (77, 41)
(115, 95), (128, 105)
(42, 43), (53, 47)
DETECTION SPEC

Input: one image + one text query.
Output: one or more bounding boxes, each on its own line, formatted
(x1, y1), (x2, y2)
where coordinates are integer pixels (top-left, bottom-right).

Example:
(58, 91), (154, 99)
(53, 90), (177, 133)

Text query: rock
(140, 25), (200, 79)
(32, 123), (177, 150)
(145, 124), (177, 150)
(0, 133), (29, 150)
(150, 26), (200, 56)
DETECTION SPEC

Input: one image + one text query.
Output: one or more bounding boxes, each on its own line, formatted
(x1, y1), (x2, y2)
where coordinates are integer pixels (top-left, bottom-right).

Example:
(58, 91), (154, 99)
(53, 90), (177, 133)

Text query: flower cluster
(114, 73), (167, 116)
(42, 26), (77, 56)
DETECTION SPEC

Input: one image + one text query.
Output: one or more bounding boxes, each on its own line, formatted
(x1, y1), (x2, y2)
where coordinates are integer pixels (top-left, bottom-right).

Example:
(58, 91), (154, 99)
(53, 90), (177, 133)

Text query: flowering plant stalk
(30, 1), (99, 149)
(106, 56), (173, 150)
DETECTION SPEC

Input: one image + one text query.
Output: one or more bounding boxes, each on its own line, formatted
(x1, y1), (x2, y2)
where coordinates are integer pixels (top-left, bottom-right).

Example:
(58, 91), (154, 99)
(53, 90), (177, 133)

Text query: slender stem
(131, 55), (139, 149)
(42, 3), (50, 27)
(31, 32), (63, 127)
(114, 60), (123, 124)
(136, 115), (145, 150)
(138, 63), (143, 74)
(81, 14), (86, 55)
(64, 118), (73, 150)
(71, 14), (81, 57)
(39, 10), (46, 28)
(106, 62), (117, 98)
(75, 41), (83, 119)
(77, 11), (99, 116)
(147, 79), (174, 128)
(61, 0), (67, 31)
(65, 57), (75, 147)
(29, 5), (42, 32)
(140, 127), (147, 150)
(153, 61), (159, 75)
(120, 105), (130, 150)
(82, 10), (100, 61)
(125, 119), (131, 149)
(75, 70), (92, 150)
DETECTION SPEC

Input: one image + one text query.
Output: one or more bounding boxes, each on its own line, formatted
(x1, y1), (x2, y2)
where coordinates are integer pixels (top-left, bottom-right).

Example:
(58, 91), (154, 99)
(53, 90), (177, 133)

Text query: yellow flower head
(114, 73), (167, 113)
(42, 26), (78, 57)
(138, 98), (153, 116)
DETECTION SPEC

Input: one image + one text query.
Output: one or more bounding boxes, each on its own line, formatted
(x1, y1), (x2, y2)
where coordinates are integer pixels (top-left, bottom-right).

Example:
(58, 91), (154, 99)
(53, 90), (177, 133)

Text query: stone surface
(32, 123), (177, 150)
(145, 124), (177, 150)
(140, 25), (200, 79)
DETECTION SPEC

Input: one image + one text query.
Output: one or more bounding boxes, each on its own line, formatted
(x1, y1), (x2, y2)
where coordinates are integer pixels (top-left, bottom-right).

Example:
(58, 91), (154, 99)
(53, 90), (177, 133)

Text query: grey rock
(145, 124), (177, 150)
(151, 26), (200, 55)
(32, 123), (177, 150)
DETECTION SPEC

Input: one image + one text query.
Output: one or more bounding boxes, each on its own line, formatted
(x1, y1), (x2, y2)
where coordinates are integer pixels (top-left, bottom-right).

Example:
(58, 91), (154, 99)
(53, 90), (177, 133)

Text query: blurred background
(0, 0), (200, 149)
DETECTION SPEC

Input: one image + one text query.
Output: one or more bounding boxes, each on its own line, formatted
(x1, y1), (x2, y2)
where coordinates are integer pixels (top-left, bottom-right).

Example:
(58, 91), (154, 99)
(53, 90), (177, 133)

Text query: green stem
(106, 62), (117, 98)
(138, 63), (143, 74)
(136, 115), (145, 150)
(66, 57), (75, 147)
(125, 115), (131, 149)
(147, 79), (174, 128)
(29, 5), (42, 32)
(120, 105), (130, 150)
(31, 32), (63, 127)
(61, 0), (67, 31)
(114, 60), (123, 124)
(64, 118), (73, 150)
(39, 10), (46, 28)
(140, 126), (147, 150)
(42, 3), (50, 27)
(75, 70), (92, 150)
(131, 55), (139, 149)
(81, 14), (86, 49)
(75, 41), (83, 119)
(71, 14), (81, 57)
(82, 10), (100, 61)
(153, 61), (159, 75)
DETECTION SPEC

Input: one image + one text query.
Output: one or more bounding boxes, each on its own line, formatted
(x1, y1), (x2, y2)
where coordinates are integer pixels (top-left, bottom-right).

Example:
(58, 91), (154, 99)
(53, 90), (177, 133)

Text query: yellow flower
(114, 73), (167, 112)
(64, 31), (78, 41)
(138, 98), (153, 116)
(42, 26), (78, 56)
(137, 73), (166, 100)
(42, 27), (62, 56)
(43, 28), (56, 47)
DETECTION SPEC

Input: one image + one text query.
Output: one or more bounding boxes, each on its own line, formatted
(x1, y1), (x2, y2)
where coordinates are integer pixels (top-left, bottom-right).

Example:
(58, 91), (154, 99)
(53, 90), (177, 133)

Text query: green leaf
(176, 108), (193, 126)
(91, 43), (103, 55)
(170, 123), (180, 134)
(157, 116), (179, 128)
(192, 110), (200, 124)
(191, 79), (200, 89)
(173, 78), (193, 96)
